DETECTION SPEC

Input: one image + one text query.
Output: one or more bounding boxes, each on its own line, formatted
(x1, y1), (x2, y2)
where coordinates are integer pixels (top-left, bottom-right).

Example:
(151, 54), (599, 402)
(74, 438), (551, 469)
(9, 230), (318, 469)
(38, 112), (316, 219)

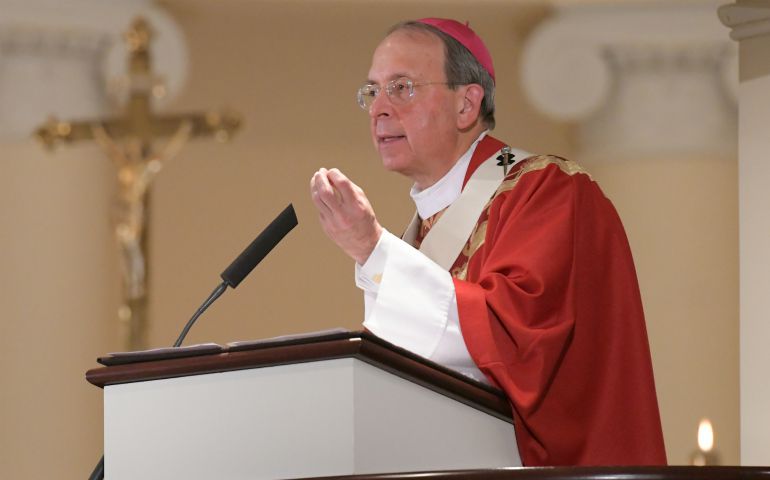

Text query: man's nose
(368, 91), (392, 118)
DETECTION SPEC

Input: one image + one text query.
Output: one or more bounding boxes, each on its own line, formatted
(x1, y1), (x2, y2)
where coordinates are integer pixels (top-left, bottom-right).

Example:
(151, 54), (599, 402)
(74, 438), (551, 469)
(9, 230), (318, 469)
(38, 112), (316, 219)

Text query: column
(719, 0), (770, 466)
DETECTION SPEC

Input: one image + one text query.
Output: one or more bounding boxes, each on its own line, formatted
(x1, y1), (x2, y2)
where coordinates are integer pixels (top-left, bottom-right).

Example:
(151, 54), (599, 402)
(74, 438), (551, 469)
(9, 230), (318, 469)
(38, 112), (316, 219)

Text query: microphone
(221, 203), (298, 288)
(90, 203), (298, 480)
(173, 203), (298, 347)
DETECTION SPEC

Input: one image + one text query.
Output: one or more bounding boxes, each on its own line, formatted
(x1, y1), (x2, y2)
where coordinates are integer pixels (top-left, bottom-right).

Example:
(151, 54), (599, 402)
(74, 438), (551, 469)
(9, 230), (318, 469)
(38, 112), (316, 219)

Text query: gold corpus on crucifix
(35, 17), (241, 351)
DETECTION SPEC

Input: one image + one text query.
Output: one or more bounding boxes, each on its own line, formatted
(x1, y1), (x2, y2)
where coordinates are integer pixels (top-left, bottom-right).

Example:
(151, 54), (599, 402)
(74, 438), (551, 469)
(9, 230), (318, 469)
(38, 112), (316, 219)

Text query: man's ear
(456, 84), (484, 129)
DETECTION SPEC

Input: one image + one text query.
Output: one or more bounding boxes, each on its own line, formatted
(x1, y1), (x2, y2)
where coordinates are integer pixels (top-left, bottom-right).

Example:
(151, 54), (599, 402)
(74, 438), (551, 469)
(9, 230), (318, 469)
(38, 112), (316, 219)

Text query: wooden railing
(309, 466), (770, 480)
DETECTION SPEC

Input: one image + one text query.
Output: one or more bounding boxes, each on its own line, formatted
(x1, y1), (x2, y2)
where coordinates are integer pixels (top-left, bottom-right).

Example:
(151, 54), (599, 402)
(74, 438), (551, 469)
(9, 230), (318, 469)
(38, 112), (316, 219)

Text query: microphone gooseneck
(172, 281), (228, 347)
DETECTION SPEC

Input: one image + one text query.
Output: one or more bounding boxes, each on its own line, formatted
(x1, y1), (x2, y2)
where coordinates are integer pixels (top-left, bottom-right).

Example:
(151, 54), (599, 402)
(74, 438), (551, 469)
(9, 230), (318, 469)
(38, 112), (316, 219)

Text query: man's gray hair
(388, 21), (496, 130)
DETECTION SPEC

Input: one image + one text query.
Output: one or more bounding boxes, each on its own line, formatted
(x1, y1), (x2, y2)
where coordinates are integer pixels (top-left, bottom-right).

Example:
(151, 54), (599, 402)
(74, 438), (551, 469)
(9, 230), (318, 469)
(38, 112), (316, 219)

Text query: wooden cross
(35, 17), (241, 351)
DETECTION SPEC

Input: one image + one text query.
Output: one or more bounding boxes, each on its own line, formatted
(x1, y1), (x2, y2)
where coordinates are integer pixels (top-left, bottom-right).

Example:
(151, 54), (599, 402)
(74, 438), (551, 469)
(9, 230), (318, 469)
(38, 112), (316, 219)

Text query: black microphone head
(220, 204), (298, 288)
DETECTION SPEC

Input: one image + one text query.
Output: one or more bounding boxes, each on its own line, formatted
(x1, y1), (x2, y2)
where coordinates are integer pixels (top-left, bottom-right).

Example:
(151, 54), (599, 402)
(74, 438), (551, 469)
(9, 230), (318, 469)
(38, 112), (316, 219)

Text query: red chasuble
(452, 135), (666, 466)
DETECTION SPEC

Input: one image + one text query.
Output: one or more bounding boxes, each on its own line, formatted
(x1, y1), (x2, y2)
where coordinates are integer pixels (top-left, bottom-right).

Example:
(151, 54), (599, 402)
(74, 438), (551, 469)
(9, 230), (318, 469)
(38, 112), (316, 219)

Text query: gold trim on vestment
(452, 155), (591, 281)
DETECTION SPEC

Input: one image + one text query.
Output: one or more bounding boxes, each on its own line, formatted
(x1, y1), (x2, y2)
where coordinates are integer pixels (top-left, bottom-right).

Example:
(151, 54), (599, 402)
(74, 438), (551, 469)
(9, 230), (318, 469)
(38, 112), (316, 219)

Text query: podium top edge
(85, 330), (513, 423)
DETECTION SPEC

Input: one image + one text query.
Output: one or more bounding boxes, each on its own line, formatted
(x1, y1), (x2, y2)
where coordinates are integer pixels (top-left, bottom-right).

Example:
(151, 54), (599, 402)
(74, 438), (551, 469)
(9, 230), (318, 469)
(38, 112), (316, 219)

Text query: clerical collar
(410, 131), (487, 220)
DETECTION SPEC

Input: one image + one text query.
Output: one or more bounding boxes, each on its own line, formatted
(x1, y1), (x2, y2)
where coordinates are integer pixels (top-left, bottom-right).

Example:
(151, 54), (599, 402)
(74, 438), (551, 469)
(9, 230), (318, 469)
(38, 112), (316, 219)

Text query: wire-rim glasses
(357, 77), (449, 111)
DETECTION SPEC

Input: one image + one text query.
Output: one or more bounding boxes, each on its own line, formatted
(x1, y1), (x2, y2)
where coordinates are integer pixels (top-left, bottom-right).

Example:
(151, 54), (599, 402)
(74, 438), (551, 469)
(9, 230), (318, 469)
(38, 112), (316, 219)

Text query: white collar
(410, 131), (487, 219)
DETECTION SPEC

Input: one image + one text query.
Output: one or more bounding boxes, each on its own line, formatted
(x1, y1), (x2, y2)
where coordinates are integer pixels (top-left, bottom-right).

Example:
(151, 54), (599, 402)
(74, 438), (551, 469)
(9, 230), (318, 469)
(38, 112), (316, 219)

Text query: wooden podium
(86, 330), (521, 479)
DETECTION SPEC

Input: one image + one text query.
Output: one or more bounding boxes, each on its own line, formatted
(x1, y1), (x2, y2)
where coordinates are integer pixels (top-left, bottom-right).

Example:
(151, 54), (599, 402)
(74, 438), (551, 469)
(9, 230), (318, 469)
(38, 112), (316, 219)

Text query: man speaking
(310, 18), (666, 466)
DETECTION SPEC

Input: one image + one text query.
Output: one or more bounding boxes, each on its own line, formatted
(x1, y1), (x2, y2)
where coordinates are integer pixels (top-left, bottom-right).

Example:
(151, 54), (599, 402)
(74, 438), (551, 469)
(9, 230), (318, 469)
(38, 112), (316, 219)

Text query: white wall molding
(0, 26), (109, 58)
(521, 1), (737, 159)
(718, 1), (770, 41)
(0, 0), (188, 141)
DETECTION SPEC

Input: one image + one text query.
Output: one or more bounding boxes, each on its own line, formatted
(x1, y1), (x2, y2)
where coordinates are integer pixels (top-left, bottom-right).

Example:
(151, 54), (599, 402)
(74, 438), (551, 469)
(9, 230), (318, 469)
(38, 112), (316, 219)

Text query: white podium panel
(104, 358), (520, 480)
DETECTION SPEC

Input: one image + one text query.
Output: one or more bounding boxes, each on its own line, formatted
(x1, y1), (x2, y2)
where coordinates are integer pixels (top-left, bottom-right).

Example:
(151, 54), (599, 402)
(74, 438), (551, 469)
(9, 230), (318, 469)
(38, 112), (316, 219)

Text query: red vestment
(452, 135), (666, 466)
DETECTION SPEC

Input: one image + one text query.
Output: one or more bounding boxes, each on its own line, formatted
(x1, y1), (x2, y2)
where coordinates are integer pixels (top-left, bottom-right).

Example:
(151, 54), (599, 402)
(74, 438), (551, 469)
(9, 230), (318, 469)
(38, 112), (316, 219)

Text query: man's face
(366, 30), (462, 188)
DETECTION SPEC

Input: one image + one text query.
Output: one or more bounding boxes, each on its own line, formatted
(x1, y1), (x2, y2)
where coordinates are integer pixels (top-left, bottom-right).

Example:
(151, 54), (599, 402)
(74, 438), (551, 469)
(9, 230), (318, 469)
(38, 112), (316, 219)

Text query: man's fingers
(311, 169), (342, 210)
(311, 170), (336, 216)
(316, 207), (328, 224)
(311, 186), (333, 217)
(309, 167), (381, 263)
(327, 168), (362, 205)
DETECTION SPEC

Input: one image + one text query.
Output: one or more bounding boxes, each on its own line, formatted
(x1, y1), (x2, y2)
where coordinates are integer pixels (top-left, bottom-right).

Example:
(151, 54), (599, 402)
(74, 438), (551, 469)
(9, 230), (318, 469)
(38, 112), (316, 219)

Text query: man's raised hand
(310, 168), (383, 264)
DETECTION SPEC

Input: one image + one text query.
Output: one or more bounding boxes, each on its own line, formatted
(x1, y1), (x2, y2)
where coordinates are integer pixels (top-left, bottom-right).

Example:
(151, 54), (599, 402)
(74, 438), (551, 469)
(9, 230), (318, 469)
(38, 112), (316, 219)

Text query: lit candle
(690, 418), (719, 466)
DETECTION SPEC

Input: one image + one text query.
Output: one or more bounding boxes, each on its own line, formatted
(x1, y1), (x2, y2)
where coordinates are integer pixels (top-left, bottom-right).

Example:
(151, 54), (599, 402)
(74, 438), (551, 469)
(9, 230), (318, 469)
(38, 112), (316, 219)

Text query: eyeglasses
(357, 77), (449, 111)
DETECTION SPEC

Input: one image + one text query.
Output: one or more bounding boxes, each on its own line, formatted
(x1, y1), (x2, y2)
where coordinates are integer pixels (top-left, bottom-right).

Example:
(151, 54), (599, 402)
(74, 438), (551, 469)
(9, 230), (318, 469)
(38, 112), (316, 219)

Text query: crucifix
(35, 17), (241, 351)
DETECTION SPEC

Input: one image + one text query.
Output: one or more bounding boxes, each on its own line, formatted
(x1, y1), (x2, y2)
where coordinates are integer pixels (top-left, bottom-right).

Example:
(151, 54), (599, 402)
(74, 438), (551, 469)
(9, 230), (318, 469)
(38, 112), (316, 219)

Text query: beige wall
(0, 1), (739, 477)
(0, 142), (121, 478)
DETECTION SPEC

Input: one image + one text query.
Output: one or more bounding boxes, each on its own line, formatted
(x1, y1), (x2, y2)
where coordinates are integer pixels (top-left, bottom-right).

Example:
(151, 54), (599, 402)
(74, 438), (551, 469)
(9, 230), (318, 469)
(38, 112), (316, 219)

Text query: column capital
(520, 1), (737, 158)
(718, 1), (770, 41)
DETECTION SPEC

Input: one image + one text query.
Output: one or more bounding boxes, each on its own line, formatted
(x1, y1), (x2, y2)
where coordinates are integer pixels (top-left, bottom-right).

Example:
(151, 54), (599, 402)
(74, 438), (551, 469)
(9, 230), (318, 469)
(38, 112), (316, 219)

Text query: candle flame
(698, 418), (714, 452)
